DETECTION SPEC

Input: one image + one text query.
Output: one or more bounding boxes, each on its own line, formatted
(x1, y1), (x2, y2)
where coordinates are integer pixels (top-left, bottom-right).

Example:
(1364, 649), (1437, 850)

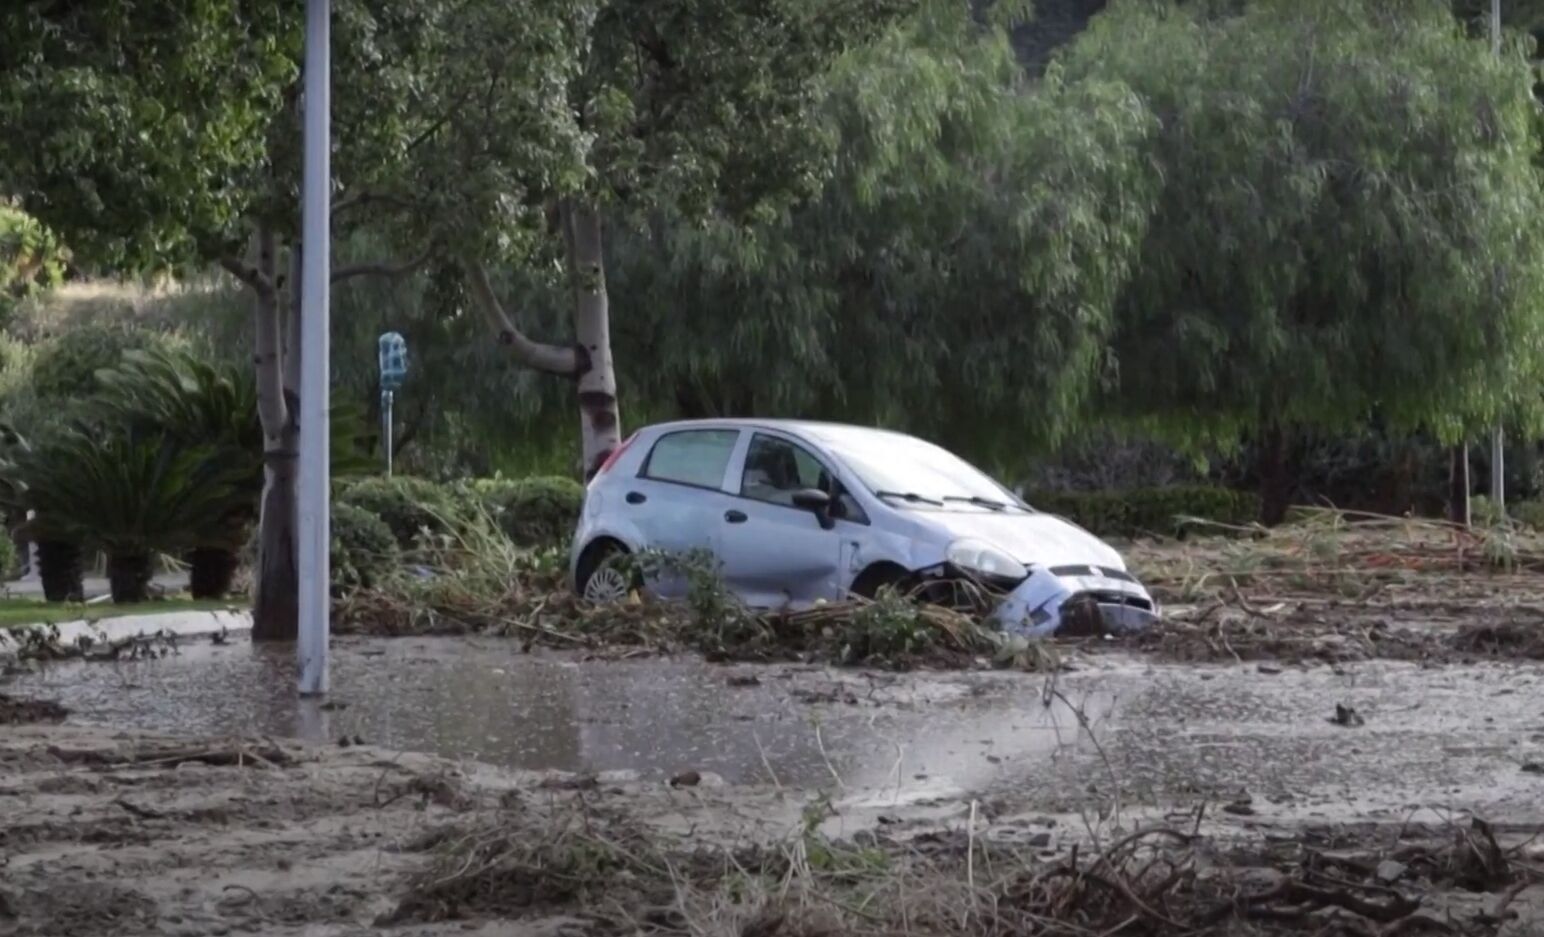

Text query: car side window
(741, 434), (868, 523)
(641, 430), (739, 489)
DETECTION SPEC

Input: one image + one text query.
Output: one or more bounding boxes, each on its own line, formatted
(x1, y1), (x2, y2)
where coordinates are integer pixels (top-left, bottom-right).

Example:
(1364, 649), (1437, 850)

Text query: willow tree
(471, 3), (1156, 466)
(0, 2), (506, 636)
(450, 0), (914, 477)
(1057, 0), (1544, 522)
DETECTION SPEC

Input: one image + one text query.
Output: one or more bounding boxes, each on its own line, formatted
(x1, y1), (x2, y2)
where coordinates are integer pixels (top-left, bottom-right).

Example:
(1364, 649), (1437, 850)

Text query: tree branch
(331, 246), (435, 284)
(465, 260), (577, 376)
(219, 256), (274, 298)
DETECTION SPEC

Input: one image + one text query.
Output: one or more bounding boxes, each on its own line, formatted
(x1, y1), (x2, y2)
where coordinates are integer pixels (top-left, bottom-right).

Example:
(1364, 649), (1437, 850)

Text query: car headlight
(946, 539), (1028, 581)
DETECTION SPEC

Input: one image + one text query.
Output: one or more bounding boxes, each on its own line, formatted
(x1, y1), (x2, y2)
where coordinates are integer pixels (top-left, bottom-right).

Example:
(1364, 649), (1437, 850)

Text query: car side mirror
(791, 488), (835, 529)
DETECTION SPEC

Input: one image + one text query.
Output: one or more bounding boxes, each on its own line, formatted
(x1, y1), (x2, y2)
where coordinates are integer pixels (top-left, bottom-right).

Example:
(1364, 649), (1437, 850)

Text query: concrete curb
(0, 609), (252, 659)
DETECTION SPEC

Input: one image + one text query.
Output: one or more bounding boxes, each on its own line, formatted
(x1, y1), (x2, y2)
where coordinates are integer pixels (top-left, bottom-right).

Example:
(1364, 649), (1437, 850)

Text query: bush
(464, 475), (583, 547)
(1511, 500), (1544, 531)
(1470, 494), (1505, 528)
(1027, 485), (1260, 538)
(338, 475), (464, 550)
(0, 532), (16, 579)
(31, 324), (178, 400)
(331, 502), (400, 592)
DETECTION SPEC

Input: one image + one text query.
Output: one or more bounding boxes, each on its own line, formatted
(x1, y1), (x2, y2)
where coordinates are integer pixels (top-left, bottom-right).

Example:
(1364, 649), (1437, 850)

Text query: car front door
(717, 432), (853, 609)
(624, 427), (742, 598)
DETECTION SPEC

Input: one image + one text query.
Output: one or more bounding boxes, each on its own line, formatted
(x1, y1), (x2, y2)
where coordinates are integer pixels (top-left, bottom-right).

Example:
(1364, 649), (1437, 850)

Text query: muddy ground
(4, 723), (1544, 937)
(6, 524), (1544, 935)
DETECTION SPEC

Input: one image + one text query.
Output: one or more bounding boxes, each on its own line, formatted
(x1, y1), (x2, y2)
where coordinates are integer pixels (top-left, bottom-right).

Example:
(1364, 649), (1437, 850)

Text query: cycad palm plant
(0, 422), (83, 602)
(93, 348), (374, 599)
(94, 349), (262, 598)
(13, 429), (249, 604)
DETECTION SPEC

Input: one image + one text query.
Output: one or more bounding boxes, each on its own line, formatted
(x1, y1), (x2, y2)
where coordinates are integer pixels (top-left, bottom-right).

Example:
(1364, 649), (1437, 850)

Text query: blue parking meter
(378, 332), (408, 474)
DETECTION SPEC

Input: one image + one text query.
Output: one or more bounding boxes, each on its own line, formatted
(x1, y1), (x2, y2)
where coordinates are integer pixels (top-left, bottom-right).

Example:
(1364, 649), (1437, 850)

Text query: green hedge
(1027, 485), (1260, 538)
(462, 475), (583, 547)
(331, 502), (399, 591)
(338, 476), (463, 549)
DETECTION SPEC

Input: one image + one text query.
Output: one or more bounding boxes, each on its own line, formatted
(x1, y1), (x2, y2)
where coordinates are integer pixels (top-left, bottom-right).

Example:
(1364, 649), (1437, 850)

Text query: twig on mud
(812, 722), (846, 793)
(1048, 689), (1123, 832)
(751, 730), (783, 791)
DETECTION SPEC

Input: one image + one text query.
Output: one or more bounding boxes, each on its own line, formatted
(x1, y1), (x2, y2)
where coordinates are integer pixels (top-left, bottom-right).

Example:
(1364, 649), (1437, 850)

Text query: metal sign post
(378, 332), (407, 476)
(297, 0), (331, 697)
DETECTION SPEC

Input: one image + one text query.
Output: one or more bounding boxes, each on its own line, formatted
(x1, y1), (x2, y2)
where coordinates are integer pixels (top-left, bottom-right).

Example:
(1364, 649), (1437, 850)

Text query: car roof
(636, 418), (919, 445)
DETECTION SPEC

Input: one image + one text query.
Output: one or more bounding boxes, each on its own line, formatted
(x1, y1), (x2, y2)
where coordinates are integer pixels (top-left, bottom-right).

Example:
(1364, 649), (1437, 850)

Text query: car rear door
(622, 427), (742, 598)
(717, 431), (850, 608)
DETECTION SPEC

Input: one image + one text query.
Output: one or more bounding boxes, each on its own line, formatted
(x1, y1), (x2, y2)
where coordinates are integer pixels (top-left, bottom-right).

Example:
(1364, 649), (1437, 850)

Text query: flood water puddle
(9, 635), (1544, 821)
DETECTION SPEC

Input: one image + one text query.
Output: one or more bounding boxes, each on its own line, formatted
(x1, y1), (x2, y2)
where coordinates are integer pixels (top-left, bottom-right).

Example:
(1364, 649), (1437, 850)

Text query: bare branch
(331, 246), (435, 284)
(465, 260), (577, 376)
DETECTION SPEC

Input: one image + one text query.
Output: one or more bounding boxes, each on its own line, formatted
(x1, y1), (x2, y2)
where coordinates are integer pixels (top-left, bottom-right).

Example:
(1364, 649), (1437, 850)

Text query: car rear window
(642, 429), (739, 489)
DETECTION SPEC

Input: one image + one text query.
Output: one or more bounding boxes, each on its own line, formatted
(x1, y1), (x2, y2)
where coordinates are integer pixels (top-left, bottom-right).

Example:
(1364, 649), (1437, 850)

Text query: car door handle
(625, 491), (647, 505)
(725, 510), (748, 524)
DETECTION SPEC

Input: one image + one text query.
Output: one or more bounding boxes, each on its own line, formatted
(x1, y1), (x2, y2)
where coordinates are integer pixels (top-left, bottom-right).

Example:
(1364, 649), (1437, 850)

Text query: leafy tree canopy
(493, 2), (1156, 462)
(1056, 0), (1544, 449)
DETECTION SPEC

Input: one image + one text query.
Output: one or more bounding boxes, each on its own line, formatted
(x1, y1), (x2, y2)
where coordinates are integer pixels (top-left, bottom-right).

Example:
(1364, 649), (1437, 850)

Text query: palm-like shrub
(94, 350), (262, 598)
(92, 348), (373, 598)
(0, 422), (83, 601)
(13, 430), (249, 603)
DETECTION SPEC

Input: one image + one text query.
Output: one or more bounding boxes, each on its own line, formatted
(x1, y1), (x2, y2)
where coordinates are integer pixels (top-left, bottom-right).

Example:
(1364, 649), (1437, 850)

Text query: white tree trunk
(566, 202), (622, 478)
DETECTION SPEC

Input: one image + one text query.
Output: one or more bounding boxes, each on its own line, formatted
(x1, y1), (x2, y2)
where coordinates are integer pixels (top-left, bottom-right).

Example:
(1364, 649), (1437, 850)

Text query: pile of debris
(385, 805), (1544, 936)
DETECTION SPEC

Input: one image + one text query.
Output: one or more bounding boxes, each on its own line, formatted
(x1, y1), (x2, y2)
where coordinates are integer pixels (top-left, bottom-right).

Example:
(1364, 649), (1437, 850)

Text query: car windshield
(811, 428), (1020, 508)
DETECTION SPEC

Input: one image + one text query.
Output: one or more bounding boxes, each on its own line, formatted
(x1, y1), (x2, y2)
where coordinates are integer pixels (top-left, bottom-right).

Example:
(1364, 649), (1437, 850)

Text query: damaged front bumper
(988, 564), (1159, 638)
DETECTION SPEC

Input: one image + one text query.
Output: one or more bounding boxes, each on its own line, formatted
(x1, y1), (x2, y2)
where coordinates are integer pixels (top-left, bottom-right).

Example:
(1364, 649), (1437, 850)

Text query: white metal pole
(297, 0), (331, 696)
(1490, 0), (1505, 513)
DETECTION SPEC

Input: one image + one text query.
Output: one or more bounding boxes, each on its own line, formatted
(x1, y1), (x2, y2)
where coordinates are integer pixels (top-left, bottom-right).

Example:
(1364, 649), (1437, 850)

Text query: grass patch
(0, 597), (244, 628)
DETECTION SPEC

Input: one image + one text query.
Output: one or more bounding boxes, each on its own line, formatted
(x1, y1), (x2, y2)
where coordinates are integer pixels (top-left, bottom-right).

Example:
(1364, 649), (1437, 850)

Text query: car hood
(922, 510), (1125, 570)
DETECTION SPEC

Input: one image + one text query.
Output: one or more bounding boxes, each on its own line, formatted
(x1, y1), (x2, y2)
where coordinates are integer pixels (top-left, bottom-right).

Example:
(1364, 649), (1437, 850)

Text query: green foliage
(0, 206), (66, 320)
(0, 2), (296, 270)
(562, 4), (1154, 458)
(1057, 0), (1544, 448)
(1028, 485), (1261, 538)
(0, 532), (16, 580)
(90, 346), (374, 538)
(1470, 494), (1506, 528)
(463, 476), (583, 547)
(339, 476), (464, 550)
(843, 587), (934, 661)
(9, 429), (249, 556)
(331, 502), (400, 592)
(1511, 500), (1544, 530)
(31, 324), (178, 401)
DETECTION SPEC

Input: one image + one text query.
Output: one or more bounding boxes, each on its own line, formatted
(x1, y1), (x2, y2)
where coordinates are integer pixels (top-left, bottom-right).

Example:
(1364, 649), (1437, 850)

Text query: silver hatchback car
(569, 420), (1158, 636)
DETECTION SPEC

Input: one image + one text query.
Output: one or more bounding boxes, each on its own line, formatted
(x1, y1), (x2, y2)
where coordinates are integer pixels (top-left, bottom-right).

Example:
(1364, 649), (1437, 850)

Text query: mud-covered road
(10, 636), (1544, 829)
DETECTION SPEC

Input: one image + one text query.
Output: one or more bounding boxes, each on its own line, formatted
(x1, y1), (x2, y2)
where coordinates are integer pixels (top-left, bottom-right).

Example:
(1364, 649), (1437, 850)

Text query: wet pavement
(9, 635), (1544, 823)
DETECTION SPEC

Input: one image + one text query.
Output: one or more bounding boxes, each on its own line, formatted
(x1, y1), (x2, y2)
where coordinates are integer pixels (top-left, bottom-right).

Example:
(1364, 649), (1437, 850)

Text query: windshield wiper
(875, 489), (944, 506)
(942, 495), (1028, 512)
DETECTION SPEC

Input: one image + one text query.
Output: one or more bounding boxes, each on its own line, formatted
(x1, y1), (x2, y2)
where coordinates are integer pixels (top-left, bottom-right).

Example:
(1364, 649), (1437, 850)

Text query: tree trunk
(1257, 423), (1292, 526)
(36, 539), (83, 603)
(566, 202), (622, 479)
(251, 227), (300, 640)
(106, 550), (153, 605)
(1448, 443), (1470, 527)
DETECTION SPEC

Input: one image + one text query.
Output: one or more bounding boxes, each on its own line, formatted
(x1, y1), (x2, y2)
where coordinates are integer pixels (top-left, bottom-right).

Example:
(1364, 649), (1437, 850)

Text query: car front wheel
(577, 542), (636, 604)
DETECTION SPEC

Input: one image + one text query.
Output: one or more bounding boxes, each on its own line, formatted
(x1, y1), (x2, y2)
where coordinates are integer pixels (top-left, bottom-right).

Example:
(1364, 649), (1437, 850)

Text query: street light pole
(297, 0), (331, 696)
(1490, 0), (1505, 514)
